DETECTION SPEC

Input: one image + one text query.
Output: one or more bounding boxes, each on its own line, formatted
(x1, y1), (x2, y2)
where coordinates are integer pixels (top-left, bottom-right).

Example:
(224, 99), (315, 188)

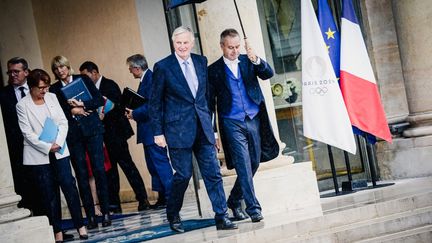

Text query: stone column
(392, 0), (432, 137)
(0, 109), (54, 242)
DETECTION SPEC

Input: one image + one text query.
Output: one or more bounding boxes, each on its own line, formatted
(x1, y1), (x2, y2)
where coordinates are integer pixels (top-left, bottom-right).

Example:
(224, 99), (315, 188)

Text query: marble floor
(63, 177), (432, 242)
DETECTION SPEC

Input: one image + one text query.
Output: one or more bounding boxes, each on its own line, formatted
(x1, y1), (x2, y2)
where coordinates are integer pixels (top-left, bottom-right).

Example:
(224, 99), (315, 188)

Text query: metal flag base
(341, 179), (368, 191)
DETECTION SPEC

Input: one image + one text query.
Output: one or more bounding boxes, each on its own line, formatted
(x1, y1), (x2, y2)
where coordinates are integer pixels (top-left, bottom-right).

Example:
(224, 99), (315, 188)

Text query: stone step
(356, 224), (432, 243)
(279, 206), (432, 242)
(150, 185), (432, 243)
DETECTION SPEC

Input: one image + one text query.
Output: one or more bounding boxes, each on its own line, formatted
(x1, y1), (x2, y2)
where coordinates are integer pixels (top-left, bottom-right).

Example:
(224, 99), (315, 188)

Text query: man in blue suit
(125, 54), (173, 209)
(150, 26), (237, 233)
(208, 29), (278, 223)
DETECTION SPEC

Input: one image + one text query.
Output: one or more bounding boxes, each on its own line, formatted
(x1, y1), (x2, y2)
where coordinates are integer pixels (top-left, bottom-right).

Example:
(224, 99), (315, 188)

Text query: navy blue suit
(208, 55), (278, 216)
(50, 75), (110, 218)
(150, 53), (228, 220)
(132, 70), (173, 200)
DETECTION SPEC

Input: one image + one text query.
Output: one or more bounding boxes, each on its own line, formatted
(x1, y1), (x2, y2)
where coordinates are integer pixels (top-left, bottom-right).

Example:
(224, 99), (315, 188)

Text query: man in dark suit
(79, 61), (151, 213)
(124, 54), (173, 209)
(0, 57), (43, 214)
(208, 29), (278, 223)
(150, 26), (237, 233)
(49, 55), (111, 228)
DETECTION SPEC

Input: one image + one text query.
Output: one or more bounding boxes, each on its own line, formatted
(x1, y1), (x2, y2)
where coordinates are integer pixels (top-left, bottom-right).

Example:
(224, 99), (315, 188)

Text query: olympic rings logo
(309, 86), (328, 96)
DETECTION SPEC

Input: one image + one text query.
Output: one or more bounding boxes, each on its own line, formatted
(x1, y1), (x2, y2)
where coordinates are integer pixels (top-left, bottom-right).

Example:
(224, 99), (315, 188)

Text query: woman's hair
(27, 69), (51, 88)
(51, 55), (74, 78)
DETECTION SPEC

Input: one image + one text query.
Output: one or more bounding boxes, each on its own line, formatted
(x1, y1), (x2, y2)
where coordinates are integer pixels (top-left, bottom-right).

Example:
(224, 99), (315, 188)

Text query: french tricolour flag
(340, 0), (392, 143)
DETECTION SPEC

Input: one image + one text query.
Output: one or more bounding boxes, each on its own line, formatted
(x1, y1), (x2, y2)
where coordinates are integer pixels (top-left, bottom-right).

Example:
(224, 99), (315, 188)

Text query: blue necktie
(183, 61), (197, 97)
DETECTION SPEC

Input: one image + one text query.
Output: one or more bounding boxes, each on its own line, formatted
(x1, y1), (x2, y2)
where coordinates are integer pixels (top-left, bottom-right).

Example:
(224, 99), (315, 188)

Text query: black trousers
(105, 138), (147, 207)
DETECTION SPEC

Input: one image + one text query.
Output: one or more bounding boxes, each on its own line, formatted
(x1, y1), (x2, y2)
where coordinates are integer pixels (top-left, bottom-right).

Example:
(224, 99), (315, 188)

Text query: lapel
(216, 57), (231, 92)
(168, 54), (195, 99)
(191, 54), (205, 97)
(238, 55), (248, 83)
(6, 85), (18, 106)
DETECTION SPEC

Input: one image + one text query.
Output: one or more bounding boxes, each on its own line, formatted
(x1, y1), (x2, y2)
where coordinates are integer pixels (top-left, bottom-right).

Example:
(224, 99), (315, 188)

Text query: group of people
(0, 26), (278, 241)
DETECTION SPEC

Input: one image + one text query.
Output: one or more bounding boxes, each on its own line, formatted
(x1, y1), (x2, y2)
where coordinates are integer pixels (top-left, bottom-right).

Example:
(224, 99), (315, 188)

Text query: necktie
(18, 86), (26, 99)
(183, 61), (198, 97)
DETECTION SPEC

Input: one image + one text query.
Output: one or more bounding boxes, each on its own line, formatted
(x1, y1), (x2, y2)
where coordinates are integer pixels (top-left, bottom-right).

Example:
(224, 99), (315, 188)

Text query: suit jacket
(50, 75), (105, 142)
(208, 55), (279, 169)
(98, 76), (134, 143)
(0, 85), (24, 166)
(133, 69), (155, 146)
(150, 53), (215, 148)
(16, 92), (70, 165)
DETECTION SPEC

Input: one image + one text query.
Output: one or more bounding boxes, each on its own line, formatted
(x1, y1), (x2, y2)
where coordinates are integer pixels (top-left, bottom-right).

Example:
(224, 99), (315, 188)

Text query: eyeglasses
(37, 85), (50, 92)
(6, 69), (23, 75)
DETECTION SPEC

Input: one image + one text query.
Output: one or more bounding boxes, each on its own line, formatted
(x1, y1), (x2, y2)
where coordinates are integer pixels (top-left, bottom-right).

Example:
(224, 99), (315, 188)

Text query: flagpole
(233, 0), (246, 38)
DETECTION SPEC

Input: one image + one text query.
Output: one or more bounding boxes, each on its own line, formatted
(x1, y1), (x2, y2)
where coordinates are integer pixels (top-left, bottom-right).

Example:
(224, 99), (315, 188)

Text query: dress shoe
(230, 206), (248, 221)
(87, 216), (98, 230)
(169, 216), (185, 233)
(138, 199), (151, 211)
(150, 198), (167, 209)
(102, 214), (112, 227)
(62, 231), (74, 242)
(77, 226), (89, 240)
(250, 212), (264, 223)
(109, 204), (122, 214)
(215, 217), (238, 230)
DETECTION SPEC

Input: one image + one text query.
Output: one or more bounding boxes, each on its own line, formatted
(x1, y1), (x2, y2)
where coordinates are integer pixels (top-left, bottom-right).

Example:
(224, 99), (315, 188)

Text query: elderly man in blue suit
(150, 26), (237, 233)
(208, 28), (278, 223)
(125, 54), (173, 209)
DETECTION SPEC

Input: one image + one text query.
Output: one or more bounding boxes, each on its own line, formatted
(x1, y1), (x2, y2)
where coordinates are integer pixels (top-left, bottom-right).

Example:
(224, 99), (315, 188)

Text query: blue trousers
(221, 116), (262, 216)
(28, 155), (84, 233)
(69, 133), (109, 217)
(144, 144), (173, 200)
(166, 124), (228, 221)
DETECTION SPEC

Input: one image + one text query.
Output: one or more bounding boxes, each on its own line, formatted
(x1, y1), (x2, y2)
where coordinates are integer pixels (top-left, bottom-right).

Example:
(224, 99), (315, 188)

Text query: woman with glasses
(16, 69), (88, 243)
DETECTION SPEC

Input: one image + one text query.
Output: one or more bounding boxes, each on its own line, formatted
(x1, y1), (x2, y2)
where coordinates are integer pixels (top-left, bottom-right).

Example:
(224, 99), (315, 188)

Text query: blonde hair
(51, 55), (74, 79)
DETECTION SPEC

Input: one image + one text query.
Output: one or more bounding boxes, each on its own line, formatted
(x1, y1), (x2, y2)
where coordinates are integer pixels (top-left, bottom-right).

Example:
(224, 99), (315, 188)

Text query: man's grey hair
(126, 54), (148, 70)
(171, 26), (195, 42)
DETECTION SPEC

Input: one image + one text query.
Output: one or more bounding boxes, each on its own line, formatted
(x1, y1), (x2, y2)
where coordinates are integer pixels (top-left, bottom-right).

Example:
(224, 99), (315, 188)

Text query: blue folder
(39, 117), (66, 155)
(61, 77), (93, 102)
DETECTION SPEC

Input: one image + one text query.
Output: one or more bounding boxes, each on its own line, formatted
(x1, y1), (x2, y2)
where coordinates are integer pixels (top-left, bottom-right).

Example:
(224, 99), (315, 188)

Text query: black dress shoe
(87, 216), (98, 229)
(62, 231), (74, 242)
(109, 204), (122, 214)
(79, 233), (89, 240)
(169, 216), (185, 233)
(138, 199), (151, 211)
(230, 206), (248, 221)
(215, 217), (238, 230)
(150, 198), (167, 209)
(250, 212), (264, 223)
(101, 214), (112, 227)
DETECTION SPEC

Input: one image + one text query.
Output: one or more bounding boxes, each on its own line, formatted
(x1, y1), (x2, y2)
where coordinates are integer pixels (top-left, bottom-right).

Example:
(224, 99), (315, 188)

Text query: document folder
(121, 87), (147, 110)
(39, 117), (66, 155)
(61, 77), (93, 102)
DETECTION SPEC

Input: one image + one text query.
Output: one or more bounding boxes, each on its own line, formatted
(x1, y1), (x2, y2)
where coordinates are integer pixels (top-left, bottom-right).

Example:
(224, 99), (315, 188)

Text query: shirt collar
(95, 76), (102, 89)
(60, 75), (73, 87)
(14, 81), (29, 91)
(223, 56), (240, 66)
(175, 52), (192, 66)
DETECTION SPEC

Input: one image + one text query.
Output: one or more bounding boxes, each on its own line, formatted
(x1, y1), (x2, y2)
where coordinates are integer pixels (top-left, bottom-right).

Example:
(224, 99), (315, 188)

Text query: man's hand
(71, 107), (90, 116)
(125, 108), (134, 120)
(50, 143), (61, 152)
(154, 135), (167, 148)
(68, 98), (84, 107)
(245, 39), (258, 63)
(215, 138), (221, 152)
